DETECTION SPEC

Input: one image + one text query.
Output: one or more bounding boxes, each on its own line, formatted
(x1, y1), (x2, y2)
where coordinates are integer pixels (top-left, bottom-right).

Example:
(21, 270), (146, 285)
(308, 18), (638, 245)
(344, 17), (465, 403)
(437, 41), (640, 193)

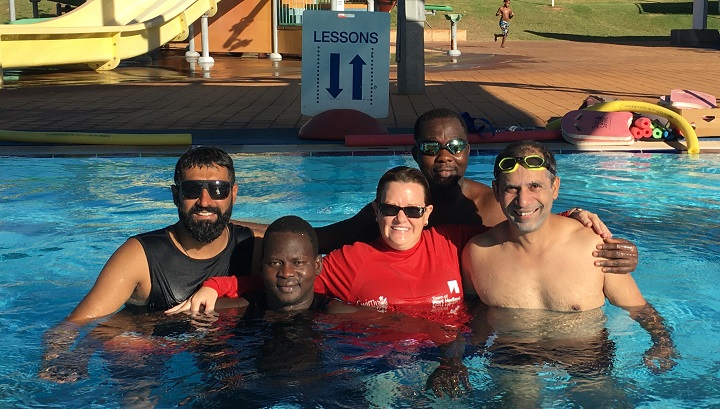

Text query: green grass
(1, 0), (57, 23)
(423, 0), (720, 41)
(3, 0), (719, 42)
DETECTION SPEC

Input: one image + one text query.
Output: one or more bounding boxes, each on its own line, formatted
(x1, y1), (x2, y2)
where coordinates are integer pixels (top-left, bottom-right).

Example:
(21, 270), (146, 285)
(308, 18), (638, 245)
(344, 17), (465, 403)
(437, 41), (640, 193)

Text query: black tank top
(133, 224), (255, 312)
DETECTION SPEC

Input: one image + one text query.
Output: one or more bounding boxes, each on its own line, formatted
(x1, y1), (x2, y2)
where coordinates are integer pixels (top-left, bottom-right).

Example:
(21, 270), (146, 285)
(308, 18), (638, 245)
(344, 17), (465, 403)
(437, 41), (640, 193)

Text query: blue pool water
(0, 152), (719, 407)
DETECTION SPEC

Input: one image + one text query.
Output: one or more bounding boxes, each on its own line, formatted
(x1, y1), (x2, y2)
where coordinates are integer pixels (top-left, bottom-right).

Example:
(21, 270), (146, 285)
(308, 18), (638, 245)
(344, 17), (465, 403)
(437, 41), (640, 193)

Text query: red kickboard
(344, 129), (562, 146)
(659, 89), (717, 110)
(561, 110), (633, 143)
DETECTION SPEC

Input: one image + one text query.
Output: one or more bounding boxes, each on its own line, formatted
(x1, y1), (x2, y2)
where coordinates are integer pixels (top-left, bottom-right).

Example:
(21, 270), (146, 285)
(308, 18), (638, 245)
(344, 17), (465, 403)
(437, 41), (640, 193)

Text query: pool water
(0, 152), (719, 408)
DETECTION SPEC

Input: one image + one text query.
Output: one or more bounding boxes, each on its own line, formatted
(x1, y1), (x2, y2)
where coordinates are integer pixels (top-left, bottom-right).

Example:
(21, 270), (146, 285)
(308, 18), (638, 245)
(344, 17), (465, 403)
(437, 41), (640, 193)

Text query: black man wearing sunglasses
(314, 108), (639, 274)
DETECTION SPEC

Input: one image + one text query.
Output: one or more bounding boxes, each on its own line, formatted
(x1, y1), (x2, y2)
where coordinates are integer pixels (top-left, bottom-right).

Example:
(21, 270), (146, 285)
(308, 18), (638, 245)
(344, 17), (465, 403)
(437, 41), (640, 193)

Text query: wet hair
(375, 166), (432, 206)
(174, 146), (236, 184)
(413, 108), (468, 142)
(263, 215), (319, 257)
(493, 140), (557, 180)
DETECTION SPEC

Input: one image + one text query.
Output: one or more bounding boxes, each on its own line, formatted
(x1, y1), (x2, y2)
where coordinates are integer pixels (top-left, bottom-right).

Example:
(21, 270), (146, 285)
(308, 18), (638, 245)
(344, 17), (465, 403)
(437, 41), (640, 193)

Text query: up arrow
(326, 53), (343, 98)
(349, 54), (366, 100)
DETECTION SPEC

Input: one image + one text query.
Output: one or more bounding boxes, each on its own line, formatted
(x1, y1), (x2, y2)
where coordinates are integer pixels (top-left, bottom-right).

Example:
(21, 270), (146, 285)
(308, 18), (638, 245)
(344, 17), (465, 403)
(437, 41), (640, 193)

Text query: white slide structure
(0, 0), (220, 71)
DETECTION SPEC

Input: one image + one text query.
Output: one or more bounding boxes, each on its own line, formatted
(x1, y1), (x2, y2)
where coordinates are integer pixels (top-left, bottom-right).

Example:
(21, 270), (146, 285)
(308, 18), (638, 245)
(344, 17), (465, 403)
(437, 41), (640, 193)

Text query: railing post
(270, 0), (282, 62)
(185, 24), (200, 73)
(198, 13), (215, 77)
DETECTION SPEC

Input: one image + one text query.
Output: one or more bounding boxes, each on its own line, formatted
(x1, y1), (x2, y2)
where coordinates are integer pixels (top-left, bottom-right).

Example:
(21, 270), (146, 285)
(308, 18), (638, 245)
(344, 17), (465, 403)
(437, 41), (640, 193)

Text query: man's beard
(179, 204), (232, 243)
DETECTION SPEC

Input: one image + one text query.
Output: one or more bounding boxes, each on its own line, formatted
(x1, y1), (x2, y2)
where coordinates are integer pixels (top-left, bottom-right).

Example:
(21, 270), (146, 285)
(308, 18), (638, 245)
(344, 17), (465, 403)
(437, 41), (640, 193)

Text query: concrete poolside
(1, 40), (719, 155)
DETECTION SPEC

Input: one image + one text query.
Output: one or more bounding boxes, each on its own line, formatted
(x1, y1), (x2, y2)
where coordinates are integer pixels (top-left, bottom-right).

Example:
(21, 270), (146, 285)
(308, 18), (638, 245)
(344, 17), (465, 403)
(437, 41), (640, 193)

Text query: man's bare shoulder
(103, 238), (149, 290)
(461, 177), (491, 196)
(116, 237), (146, 258)
(546, 215), (605, 266)
(115, 238), (153, 300)
(462, 178), (506, 225)
(551, 214), (604, 242)
(467, 221), (509, 248)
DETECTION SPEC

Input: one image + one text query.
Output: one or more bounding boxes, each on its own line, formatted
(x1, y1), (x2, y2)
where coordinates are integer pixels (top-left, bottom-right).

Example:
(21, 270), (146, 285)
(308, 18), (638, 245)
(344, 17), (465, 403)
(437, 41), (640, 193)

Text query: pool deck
(1, 40), (720, 156)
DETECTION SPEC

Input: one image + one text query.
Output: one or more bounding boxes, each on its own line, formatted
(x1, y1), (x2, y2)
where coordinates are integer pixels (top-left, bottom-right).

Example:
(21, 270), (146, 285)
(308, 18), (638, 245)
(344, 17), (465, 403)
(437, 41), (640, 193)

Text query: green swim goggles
(495, 155), (555, 177)
(416, 138), (469, 156)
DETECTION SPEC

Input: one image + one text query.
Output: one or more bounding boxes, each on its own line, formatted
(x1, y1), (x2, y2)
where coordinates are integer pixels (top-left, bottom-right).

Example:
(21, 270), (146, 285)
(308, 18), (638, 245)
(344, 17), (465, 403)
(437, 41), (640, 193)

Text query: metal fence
(279, 0), (370, 26)
(279, 0), (331, 26)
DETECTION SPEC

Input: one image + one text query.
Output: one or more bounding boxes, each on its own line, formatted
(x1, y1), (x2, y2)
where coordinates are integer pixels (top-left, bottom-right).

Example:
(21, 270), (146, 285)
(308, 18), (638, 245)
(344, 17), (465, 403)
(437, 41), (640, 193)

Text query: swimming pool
(1, 152), (719, 407)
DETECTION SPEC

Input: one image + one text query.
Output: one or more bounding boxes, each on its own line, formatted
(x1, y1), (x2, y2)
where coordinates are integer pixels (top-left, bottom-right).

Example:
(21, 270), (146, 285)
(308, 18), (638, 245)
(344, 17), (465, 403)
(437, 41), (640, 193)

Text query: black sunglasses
(177, 180), (232, 200)
(377, 203), (427, 218)
(416, 138), (469, 156)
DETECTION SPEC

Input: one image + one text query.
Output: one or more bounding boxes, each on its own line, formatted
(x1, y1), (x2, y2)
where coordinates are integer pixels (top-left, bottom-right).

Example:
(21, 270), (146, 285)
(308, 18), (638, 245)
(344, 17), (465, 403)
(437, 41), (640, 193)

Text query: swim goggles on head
(495, 155), (555, 176)
(416, 138), (469, 156)
(377, 203), (427, 218)
(177, 180), (232, 200)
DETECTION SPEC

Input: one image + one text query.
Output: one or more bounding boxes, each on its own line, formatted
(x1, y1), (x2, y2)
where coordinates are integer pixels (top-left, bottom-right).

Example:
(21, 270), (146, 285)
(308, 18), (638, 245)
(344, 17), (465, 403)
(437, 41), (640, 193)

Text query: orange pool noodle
(630, 126), (644, 139)
(634, 117), (652, 129)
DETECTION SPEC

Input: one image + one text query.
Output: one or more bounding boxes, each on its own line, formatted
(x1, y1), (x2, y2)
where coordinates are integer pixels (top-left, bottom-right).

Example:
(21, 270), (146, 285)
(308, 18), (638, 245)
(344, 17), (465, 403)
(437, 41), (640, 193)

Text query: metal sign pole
(9, 0), (16, 21)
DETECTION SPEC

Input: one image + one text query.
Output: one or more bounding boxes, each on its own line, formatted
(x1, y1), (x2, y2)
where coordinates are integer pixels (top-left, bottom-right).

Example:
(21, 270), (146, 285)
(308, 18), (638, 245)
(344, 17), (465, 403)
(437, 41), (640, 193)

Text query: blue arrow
(350, 55), (366, 100)
(326, 53), (342, 98)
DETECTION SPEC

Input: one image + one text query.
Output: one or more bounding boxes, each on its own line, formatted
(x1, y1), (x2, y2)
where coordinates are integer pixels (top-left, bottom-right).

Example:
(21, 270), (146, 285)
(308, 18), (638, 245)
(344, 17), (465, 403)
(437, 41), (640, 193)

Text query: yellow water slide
(0, 0), (220, 71)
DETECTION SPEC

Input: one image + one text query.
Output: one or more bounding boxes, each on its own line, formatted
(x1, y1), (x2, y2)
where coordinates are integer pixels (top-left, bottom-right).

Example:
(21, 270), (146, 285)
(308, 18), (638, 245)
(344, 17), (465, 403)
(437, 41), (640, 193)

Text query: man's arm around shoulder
(559, 210), (639, 274)
(229, 220), (267, 274)
(315, 202), (379, 254)
(230, 220), (268, 238)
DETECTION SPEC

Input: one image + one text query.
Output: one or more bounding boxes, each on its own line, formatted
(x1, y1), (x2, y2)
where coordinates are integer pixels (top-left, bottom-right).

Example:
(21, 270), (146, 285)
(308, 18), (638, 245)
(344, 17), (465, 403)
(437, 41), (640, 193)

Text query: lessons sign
(301, 11), (390, 118)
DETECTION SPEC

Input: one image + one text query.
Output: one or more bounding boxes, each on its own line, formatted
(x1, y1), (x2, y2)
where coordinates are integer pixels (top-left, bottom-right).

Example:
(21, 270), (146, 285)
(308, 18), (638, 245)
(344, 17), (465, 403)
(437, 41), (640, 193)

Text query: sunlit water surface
(0, 152), (718, 407)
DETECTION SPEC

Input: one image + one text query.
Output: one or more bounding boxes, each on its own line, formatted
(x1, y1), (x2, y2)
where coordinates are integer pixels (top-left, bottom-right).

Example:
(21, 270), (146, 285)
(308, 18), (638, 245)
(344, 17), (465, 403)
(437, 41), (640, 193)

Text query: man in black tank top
(41, 147), (262, 379)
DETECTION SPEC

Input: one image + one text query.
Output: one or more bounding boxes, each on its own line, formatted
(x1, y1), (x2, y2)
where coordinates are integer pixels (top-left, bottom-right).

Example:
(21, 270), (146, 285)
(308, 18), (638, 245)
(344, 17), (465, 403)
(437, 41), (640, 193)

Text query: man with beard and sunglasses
(41, 147), (262, 379)
(312, 108), (639, 273)
(70, 146), (258, 318)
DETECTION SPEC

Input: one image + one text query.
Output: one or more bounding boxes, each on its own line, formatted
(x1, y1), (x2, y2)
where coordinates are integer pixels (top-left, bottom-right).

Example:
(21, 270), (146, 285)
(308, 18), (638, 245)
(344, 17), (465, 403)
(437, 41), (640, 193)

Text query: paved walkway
(1, 40), (719, 154)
